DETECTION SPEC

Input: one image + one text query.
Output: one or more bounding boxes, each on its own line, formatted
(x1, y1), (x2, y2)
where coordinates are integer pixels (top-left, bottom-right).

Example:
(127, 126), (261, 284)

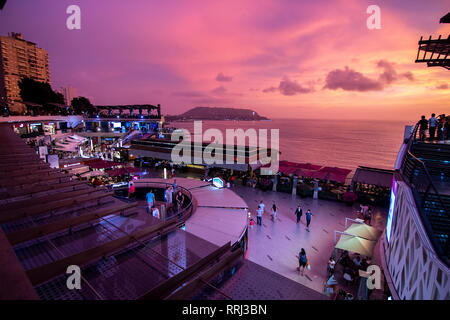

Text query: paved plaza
(232, 183), (388, 295)
(142, 169), (388, 297)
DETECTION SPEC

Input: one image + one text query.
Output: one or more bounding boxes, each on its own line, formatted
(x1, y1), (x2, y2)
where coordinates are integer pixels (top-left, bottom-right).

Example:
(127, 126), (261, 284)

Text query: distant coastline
(165, 106), (270, 121)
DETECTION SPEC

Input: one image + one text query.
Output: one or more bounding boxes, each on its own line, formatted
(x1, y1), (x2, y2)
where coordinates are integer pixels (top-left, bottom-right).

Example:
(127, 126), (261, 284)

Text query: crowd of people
(417, 113), (450, 141)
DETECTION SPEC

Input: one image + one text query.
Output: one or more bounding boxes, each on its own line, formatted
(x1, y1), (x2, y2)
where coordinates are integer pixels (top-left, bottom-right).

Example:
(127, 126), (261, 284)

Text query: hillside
(165, 107), (269, 121)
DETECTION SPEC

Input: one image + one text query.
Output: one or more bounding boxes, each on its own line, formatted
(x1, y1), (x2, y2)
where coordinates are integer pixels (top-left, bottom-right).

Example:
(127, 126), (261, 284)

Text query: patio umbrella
(335, 234), (376, 257)
(344, 223), (382, 241)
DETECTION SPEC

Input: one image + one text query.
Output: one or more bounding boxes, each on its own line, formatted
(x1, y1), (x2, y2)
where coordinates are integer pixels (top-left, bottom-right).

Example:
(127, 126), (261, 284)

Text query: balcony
(400, 125), (450, 265)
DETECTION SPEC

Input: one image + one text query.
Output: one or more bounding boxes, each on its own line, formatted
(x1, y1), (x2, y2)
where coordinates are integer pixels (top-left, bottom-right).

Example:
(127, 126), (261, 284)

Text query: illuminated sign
(212, 177), (224, 188)
(386, 177), (397, 243)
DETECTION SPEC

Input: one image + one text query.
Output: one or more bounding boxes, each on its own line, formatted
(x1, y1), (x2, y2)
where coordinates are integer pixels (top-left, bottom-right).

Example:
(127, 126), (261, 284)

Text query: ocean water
(170, 119), (409, 172)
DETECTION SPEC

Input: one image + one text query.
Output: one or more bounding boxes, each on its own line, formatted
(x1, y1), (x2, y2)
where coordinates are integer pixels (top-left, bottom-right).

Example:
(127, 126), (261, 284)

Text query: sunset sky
(0, 0), (449, 120)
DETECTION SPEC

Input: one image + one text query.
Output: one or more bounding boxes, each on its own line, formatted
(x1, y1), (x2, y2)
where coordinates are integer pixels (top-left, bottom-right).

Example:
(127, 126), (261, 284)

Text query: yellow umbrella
(344, 223), (382, 241)
(335, 234), (377, 257)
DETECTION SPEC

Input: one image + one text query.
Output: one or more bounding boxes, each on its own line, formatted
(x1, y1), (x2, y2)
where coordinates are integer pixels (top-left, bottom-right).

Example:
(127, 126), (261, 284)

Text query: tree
(71, 96), (95, 115)
(18, 77), (64, 111)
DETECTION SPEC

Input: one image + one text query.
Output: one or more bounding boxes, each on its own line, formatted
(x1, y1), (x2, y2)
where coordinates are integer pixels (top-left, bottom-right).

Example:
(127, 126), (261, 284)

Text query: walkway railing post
(292, 176), (298, 195)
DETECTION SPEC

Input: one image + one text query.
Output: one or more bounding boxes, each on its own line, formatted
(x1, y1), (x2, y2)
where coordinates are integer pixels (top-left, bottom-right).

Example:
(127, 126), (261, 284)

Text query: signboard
(38, 146), (48, 159)
(386, 177), (397, 243)
(47, 154), (59, 169)
(212, 177), (224, 188)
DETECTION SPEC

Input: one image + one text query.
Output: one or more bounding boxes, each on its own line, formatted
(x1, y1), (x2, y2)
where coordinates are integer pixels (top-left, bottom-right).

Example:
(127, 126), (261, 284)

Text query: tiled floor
(230, 183), (388, 295)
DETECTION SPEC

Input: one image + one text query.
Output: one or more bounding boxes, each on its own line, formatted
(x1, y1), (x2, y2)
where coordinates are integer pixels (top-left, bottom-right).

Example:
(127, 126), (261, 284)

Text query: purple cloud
(324, 60), (414, 92)
(377, 60), (414, 84)
(436, 83), (449, 90)
(263, 76), (312, 95)
(216, 72), (233, 82)
(324, 67), (383, 92)
(211, 86), (227, 95)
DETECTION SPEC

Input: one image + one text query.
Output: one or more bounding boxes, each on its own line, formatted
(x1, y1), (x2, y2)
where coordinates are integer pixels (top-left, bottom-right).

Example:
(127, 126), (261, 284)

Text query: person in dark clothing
(306, 209), (312, 229)
(418, 115), (428, 141)
(271, 203), (277, 221)
(294, 205), (303, 223)
(176, 190), (184, 209)
(298, 248), (308, 276)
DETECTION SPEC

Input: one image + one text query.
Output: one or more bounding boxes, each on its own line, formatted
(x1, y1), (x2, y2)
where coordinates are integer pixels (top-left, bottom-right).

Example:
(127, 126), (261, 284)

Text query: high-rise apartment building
(0, 32), (50, 113)
(58, 85), (78, 106)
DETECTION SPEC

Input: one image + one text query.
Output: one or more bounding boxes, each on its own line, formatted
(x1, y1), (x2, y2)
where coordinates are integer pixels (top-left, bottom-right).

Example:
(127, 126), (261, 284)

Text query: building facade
(58, 85), (78, 106)
(0, 32), (50, 113)
(381, 126), (450, 300)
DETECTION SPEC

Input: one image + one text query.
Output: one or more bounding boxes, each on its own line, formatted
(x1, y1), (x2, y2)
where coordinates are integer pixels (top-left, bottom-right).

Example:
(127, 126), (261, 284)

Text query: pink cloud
(216, 73), (233, 82)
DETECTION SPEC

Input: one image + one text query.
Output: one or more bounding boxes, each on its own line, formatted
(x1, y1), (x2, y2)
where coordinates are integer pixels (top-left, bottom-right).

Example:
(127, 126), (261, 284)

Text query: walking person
(259, 200), (265, 214)
(418, 115), (428, 141)
(271, 203), (277, 221)
(127, 182), (135, 199)
(429, 113), (438, 140)
(328, 257), (336, 276)
(256, 205), (263, 226)
(145, 189), (155, 214)
(298, 248), (308, 276)
(294, 204), (303, 223)
(306, 209), (312, 230)
(172, 179), (177, 191)
(365, 207), (372, 225)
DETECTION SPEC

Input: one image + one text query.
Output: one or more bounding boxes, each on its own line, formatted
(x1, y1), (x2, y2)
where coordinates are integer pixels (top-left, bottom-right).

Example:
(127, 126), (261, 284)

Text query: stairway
(421, 192), (450, 259)
(411, 142), (450, 180)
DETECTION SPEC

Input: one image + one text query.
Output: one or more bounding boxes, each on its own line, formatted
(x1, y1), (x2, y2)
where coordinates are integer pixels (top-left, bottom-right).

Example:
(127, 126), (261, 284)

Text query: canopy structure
(106, 167), (141, 177)
(269, 160), (322, 176)
(80, 171), (105, 178)
(87, 159), (123, 169)
(312, 166), (352, 183)
(351, 166), (394, 188)
(344, 223), (382, 241)
(335, 234), (377, 257)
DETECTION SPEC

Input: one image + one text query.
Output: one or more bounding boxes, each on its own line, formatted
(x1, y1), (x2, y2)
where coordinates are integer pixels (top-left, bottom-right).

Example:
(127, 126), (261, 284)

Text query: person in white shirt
(259, 200), (265, 213)
(429, 113), (438, 140)
(328, 257), (336, 275)
(256, 205), (263, 226)
(151, 206), (160, 219)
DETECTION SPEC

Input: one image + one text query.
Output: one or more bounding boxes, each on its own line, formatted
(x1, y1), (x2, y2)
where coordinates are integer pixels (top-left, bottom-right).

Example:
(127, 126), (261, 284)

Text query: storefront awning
(311, 166), (352, 183)
(351, 166), (394, 188)
(87, 160), (123, 169)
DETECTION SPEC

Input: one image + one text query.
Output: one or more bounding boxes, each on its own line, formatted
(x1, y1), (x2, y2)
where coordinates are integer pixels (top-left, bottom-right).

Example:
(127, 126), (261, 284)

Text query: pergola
(95, 104), (161, 118)
(415, 13), (450, 70)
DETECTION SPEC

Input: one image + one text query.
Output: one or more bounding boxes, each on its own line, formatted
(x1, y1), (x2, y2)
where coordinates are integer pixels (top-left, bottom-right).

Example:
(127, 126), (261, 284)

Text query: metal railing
(109, 181), (194, 223)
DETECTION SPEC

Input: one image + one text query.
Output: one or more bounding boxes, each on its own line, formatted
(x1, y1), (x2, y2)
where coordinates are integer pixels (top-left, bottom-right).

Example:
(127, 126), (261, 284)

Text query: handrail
(404, 151), (449, 214)
(108, 181), (195, 222)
